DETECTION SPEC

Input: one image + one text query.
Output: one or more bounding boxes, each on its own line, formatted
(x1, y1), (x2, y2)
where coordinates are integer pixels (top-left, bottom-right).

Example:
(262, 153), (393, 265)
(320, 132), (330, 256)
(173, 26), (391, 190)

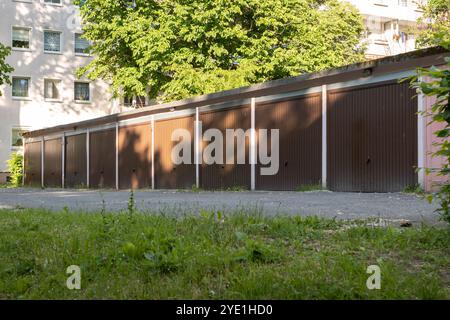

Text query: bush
(6, 152), (23, 187)
(411, 54), (450, 224)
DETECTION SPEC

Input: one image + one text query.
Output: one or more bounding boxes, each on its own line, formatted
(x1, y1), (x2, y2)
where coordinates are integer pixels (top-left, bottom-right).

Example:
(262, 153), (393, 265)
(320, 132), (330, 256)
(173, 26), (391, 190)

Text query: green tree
(0, 43), (14, 96)
(416, 0), (450, 48)
(75, 0), (364, 103)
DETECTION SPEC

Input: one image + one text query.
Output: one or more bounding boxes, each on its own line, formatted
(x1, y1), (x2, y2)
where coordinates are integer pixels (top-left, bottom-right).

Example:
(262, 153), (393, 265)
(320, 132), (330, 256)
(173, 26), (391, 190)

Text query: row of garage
(24, 79), (418, 192)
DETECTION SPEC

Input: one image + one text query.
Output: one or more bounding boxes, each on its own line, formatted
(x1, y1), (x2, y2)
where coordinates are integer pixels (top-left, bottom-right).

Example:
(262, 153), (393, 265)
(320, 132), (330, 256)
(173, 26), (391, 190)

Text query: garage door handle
(366, 157), (371, 165)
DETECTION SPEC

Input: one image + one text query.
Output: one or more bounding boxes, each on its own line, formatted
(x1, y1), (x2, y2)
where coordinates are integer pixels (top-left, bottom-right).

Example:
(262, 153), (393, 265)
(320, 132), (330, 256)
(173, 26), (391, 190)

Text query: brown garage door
(65, 134), (87, 188)
(24, 141), (41, 187)
(200, 106), (251, 190)
(154, 115), (195, 189)
(327, 81), (418, 192)
(256, 94), (322, 190)
(44, 138), (62, 188)
(118, 123), (151, 189)
(89, 129), (116, 189)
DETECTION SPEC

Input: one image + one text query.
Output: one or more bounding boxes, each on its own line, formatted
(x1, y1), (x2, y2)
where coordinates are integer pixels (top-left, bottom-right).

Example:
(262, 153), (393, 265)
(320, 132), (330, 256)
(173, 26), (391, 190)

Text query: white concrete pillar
(115, 123), (119, 190)
(41, 136), (44, 188)
(86, 129), (90, 188)
(195, 107), (200, 188)
(322, 85), (327, 189)
(417, 78), (425, 188)
(62, 134), (65, 188)
(251, 97), (256, 191)
(151, 116), (155, 190)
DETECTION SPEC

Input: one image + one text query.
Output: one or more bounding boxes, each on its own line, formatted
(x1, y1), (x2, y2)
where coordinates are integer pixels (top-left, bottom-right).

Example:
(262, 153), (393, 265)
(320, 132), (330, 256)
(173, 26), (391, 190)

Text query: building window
(374, 0), (389, 6)
(12, 77), (30, 98)
(398, 0), (408, 6)
(43, 0), (62, 5)
(12, 27), (31, 49)
(11, 128), (28, 148)
(44, 79), (62, 100)
(74, 33), (90, 55)
(74, 82), (90, 102)
(44, 31), (62, 53)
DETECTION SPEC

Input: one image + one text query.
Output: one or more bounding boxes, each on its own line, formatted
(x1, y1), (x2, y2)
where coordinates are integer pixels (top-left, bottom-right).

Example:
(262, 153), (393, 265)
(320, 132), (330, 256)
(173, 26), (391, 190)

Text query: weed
(191, 184), (203, 192)
(295, 184), (324, 192)
(403, 184), (425, 195)
(127, 189), (136, 219)
(225, 186), (248, 192)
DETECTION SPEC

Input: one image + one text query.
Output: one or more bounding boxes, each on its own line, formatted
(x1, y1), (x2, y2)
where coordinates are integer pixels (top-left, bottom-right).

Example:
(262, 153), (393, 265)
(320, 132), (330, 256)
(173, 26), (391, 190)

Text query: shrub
(410, 52), (450, 223)
(6, 152), (23, 187)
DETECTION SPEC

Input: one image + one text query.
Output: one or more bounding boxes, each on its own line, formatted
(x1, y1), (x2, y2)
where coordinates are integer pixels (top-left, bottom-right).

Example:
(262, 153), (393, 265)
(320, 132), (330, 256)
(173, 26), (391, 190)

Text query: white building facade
(0, 0), (125, 182)
(346, 0), (426, 59)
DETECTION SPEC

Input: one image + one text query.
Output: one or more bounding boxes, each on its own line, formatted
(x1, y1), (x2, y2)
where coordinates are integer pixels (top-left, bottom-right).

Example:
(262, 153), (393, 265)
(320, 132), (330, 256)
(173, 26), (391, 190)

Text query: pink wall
(423, 93), (449, 192)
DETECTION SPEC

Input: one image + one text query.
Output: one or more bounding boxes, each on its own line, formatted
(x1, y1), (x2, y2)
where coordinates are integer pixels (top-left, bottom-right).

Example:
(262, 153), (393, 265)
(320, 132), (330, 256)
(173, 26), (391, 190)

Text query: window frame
(44, 78), (63, 102)
(42, 0), (63, 7)
(74, 81), (91, 103)
(11, 76), (31, 100)
(11, 26), (32, 51)
(11, 127), (30, 150)
(43, 29), (63, 54)
(74, 33), (90, 56)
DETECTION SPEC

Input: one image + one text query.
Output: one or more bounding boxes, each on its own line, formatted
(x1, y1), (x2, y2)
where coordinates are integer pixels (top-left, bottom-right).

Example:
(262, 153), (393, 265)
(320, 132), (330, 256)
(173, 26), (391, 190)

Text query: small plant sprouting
(127, 189), (136, 219)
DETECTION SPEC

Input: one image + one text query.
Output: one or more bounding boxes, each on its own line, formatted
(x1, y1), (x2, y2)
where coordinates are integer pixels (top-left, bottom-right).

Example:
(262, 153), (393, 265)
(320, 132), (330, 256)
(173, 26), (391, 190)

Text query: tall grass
(0, 208), (448, 299)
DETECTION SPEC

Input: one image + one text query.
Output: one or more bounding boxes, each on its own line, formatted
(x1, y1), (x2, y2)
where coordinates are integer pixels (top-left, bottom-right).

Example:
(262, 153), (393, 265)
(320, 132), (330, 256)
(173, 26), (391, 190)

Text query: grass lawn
(0, 208), (448, 299)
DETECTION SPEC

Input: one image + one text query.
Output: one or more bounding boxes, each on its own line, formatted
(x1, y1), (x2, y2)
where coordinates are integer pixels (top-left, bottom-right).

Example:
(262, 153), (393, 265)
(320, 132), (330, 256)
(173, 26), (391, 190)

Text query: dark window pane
(74, 82), (90, 101)
(12, 78), (29, 97)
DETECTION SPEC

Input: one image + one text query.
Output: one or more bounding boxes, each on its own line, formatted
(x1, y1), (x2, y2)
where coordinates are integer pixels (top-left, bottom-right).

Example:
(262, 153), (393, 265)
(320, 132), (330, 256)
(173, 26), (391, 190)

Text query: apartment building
(346, 0), (426, 59)
(0, 0), (127, 182)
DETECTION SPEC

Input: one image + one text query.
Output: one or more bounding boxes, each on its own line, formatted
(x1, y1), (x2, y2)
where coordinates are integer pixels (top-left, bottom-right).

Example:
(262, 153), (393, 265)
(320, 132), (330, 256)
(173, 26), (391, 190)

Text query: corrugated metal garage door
(24, 141), (41, 187)
(89, 129), (116, 189)
(154, 116), (195, 189)
(256, 94), (322, 190)
(200, 106), (251, 190)
(118, 123), (151, 189)
(44, 138), (62, 188)
(65, 134), (87, 188)
(327, 81), (418, 192)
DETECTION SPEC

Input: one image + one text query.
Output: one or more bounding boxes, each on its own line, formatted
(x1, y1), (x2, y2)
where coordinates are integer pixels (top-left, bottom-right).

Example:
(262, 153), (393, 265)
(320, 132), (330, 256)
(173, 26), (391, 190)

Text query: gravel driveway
(0, 188), (440, 223)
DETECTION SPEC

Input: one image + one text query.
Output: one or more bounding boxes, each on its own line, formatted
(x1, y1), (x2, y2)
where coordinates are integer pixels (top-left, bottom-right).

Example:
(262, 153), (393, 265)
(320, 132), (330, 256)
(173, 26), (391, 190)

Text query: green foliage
(74, 0), (365, 103)
(410, 55), (450, 223)
(295, 184), (324, 192)
(6, 153), (23, 187)
(416, 0), (450, 49)
(410, 1), (450, 223)
(0, 208), (449, 299)
(190, 184), (203, 192)
(127, 189), (135, 218)
(0, 43), (14, 96)
(403, 184), (425, 195)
